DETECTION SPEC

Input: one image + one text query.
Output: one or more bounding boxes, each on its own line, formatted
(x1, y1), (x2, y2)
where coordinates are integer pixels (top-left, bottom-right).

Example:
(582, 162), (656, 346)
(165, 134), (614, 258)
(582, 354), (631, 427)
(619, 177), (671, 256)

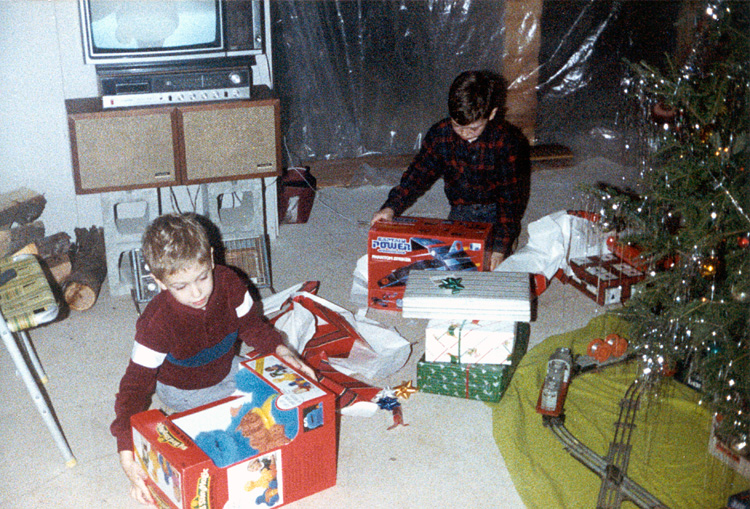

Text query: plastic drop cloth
(270, 0), (688, 166)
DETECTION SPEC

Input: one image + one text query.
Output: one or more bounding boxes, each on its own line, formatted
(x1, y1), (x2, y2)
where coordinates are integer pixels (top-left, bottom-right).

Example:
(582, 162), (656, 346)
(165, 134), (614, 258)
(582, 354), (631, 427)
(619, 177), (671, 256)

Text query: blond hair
(141, 213), (211, 281)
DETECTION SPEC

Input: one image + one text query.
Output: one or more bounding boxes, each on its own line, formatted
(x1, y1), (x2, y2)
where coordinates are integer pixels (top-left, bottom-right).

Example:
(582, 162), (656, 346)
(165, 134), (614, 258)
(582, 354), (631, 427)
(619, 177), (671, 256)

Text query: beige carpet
(0, 157), (633, 508)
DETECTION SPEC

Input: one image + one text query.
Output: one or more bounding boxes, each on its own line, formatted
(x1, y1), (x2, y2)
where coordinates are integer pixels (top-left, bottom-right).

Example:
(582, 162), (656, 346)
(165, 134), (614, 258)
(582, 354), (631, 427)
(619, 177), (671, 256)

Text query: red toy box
(131, 354), (336, 509)
(368, 216), (493, 311)
(559, 253), (646, 306)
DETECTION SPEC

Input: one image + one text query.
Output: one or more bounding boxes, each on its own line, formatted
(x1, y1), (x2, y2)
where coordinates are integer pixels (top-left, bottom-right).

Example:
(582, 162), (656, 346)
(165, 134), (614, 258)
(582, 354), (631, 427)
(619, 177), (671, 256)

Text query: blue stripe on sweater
(166, 331), (238, 367)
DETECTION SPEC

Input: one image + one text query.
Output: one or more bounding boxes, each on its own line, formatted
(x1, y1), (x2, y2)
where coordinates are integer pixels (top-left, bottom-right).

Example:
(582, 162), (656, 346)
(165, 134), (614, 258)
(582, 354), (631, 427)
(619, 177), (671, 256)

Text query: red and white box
(368, 216), (492, 311)
(709, 414), (750, 480)
(561, 253), (645, 306)
(425, 319), (518, 364)
(131, 354), (337, 509)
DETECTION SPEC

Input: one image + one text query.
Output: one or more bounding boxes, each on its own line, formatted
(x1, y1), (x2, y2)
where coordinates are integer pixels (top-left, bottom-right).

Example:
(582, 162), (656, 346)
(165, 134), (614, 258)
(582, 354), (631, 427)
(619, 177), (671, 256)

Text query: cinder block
(101, 190), (160, 242)
(100, 190), (160, 296)
(204, 181), (265, 240)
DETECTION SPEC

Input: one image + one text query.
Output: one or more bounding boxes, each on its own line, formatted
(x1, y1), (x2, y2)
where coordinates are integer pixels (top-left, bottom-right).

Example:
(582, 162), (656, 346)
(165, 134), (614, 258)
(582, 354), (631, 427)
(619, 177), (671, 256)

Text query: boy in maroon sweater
(111, 213), (313, 507)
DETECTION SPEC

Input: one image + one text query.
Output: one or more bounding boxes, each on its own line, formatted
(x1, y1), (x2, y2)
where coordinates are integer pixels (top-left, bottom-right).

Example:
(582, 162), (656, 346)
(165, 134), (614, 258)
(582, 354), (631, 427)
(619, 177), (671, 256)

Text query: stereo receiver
(98, 65), (252, 109)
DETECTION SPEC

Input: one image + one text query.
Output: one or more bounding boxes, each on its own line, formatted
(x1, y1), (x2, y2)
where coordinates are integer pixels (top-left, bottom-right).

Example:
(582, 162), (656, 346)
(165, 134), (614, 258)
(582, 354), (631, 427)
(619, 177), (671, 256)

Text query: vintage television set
(78, 0), (272, 107)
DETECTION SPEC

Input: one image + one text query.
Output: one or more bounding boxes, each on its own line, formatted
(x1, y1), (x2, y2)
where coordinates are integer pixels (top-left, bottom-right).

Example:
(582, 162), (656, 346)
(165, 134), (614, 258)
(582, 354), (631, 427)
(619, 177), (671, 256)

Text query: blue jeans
(448, 203), (510, 254)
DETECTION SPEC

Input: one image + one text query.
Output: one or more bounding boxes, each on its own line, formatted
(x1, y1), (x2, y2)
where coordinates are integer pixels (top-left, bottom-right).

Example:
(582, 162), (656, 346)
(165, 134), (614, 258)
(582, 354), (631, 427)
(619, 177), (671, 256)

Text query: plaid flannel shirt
(382, 118), (529, 254)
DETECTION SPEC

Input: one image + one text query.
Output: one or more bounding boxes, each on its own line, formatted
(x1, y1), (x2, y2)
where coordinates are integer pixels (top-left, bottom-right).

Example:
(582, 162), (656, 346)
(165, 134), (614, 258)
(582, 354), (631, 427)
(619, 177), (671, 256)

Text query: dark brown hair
(448, 70), (507, 125)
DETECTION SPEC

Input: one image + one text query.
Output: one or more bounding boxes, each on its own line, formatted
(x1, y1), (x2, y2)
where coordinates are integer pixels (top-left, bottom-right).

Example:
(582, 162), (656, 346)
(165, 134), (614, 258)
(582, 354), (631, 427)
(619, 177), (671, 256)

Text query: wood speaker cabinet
(66, 89), (280, 194)
(180, 101), (277, 182)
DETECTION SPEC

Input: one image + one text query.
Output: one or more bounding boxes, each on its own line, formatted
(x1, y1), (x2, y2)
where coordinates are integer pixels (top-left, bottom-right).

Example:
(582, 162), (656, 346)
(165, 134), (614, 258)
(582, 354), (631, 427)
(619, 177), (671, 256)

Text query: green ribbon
(439, 277), (464, 294)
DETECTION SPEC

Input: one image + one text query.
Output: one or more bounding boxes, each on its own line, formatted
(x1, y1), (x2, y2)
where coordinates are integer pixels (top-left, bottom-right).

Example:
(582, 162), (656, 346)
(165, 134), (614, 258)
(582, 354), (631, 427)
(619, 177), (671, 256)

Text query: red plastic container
(278, 167), (317, 224)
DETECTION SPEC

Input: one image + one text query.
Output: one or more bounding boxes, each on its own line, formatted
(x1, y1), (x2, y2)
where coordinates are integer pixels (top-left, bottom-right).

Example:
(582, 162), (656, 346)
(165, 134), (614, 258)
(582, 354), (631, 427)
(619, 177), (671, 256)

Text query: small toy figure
(375, 390), (409, 430)
(303, 404), (324, 430)
(233, 398), (291, 453)
(244, 456), (279, 507)
(286, 375), (312, 393)
(265, 363), (287, 378)
(387, 404), (409, 430)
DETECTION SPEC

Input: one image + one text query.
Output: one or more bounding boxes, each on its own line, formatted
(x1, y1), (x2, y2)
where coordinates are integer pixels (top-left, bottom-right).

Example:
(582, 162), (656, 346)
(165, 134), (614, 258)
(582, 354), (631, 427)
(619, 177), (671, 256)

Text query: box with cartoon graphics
(367, 216), (492, 311)
(130, 354), (336, 509)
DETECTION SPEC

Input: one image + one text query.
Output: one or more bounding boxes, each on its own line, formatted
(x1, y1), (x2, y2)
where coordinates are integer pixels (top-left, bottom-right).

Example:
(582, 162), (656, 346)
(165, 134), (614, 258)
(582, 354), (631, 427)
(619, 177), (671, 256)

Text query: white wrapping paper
(496, 210), (609, 279)
(263, 285), (411, 381)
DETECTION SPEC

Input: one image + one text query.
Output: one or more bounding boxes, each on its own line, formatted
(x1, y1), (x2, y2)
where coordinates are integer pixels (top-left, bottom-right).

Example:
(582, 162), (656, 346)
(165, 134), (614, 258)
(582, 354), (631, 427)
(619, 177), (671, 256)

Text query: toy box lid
(368, 216), (493, 239)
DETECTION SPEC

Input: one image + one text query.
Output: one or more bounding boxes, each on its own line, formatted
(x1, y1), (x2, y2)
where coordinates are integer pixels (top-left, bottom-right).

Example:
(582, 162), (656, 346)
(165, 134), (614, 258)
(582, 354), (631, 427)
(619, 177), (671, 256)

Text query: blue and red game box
(368, 216), (492, 311)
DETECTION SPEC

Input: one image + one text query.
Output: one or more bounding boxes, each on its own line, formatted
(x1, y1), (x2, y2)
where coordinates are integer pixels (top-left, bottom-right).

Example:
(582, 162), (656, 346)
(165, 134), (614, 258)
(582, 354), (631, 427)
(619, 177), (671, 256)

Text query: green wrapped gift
(417, 322), (529, 402)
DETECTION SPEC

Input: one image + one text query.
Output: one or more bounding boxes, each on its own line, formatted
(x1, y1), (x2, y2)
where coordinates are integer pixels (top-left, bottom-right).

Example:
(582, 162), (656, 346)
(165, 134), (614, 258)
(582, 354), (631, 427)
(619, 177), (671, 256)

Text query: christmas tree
(591, 0), (749, 445)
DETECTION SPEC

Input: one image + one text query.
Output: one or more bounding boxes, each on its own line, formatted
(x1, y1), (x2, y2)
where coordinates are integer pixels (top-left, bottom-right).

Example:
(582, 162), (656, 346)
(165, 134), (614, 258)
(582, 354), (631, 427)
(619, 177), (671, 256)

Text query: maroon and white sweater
(110, 265), (283, 452)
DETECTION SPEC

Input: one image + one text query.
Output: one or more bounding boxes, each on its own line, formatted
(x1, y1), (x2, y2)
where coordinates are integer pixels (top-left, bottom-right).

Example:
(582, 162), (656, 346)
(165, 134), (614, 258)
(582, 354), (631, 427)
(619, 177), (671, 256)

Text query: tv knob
(228, 71), (243, 85)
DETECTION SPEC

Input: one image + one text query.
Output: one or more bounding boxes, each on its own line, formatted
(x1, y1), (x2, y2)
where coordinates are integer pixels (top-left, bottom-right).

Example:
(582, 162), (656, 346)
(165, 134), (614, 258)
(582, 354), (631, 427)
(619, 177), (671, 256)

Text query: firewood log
(0, 221), (45, 257)
(0, 188), (46, 228)
(63, 227), (107, 311)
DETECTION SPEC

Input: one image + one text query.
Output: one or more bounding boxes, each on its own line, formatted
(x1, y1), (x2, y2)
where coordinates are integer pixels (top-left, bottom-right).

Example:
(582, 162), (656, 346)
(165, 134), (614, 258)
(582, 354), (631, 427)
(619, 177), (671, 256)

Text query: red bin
(278, 166), (317, 224)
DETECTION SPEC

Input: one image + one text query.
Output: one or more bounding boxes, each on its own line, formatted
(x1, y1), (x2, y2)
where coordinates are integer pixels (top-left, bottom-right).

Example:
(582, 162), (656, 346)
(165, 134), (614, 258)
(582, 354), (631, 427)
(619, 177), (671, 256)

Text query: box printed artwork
(131, 354), (336, 509)
(368, 216), (492, 311)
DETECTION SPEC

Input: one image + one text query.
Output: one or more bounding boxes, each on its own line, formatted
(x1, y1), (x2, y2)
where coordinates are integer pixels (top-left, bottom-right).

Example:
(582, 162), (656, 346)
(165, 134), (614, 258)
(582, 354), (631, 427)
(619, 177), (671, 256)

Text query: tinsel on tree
(590, 1), (750, 443)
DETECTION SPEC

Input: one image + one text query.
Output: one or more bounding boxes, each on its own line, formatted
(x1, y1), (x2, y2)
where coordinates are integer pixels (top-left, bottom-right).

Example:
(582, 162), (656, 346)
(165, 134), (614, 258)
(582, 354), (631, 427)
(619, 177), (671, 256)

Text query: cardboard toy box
(367, 216), (492, 311)
(402, 270), (532, 321)
(425, 319), (520, 364)
(561, 253), (646, 306)
(417, 322), (529, 402)
(131, 354), (336, 509)
(709, 415), (750, 480)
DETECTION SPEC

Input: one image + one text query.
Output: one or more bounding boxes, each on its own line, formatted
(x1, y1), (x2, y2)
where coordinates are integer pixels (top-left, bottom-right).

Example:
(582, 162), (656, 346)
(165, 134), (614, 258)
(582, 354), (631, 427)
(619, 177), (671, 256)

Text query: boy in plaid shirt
(371, 70), (530, 270)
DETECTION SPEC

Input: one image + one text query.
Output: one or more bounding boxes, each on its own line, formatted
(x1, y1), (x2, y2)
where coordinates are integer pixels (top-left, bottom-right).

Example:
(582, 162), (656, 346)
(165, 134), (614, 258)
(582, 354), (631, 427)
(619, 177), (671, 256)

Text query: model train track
(540, 352), (668, 508)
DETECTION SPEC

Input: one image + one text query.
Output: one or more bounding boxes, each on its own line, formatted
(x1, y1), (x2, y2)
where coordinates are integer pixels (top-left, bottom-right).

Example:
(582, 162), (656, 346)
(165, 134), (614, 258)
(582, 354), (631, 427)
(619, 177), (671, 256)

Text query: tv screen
(80, 0), (273, 66)
(87, 0), (221, 52)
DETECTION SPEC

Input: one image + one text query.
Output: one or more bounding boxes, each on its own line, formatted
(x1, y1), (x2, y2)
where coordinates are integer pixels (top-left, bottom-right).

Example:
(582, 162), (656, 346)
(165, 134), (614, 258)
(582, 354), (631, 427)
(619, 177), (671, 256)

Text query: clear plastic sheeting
(270, 0), (689, 166)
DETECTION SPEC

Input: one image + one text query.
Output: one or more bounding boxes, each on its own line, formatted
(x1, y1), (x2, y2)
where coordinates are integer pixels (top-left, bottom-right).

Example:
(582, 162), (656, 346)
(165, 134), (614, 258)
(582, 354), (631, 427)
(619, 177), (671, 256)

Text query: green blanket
(491, 313), (749, 508)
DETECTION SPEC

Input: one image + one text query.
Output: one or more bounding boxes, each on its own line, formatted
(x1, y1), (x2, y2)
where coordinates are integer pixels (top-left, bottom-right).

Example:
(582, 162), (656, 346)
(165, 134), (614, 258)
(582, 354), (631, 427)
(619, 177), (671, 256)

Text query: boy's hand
(490, 251), (505, 271)
(370, 207), (394, 227)
(276, 344), (317, 380)
(119, 450), (156, 507)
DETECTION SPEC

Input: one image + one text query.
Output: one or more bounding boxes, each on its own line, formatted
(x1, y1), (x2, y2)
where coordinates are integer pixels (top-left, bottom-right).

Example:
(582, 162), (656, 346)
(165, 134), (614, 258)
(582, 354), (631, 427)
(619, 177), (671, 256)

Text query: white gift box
(425, 319), (517, 364)
(402, 270), (532, 321)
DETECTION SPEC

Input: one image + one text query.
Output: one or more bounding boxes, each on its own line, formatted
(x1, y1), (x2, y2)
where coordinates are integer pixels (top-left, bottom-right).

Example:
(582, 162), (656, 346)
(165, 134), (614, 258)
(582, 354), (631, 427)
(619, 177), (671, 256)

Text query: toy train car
(536, 347), (573, 417)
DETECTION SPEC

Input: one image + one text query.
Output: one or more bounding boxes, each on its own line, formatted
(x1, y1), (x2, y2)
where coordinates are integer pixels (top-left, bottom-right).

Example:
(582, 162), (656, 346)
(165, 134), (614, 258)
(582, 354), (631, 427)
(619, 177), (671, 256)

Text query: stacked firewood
(0, 188), (106, 311)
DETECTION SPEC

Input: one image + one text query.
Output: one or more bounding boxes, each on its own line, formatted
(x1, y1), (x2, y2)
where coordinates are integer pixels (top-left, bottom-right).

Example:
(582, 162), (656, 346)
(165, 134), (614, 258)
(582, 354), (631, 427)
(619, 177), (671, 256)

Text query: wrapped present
(417, 323), (529, 402)
(131, 354), (337, 509)
(559, 253), (646, 306)
(425, 319), (519, 364)
(402, 270), (532, 321)
(368, 216), (492, 311)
